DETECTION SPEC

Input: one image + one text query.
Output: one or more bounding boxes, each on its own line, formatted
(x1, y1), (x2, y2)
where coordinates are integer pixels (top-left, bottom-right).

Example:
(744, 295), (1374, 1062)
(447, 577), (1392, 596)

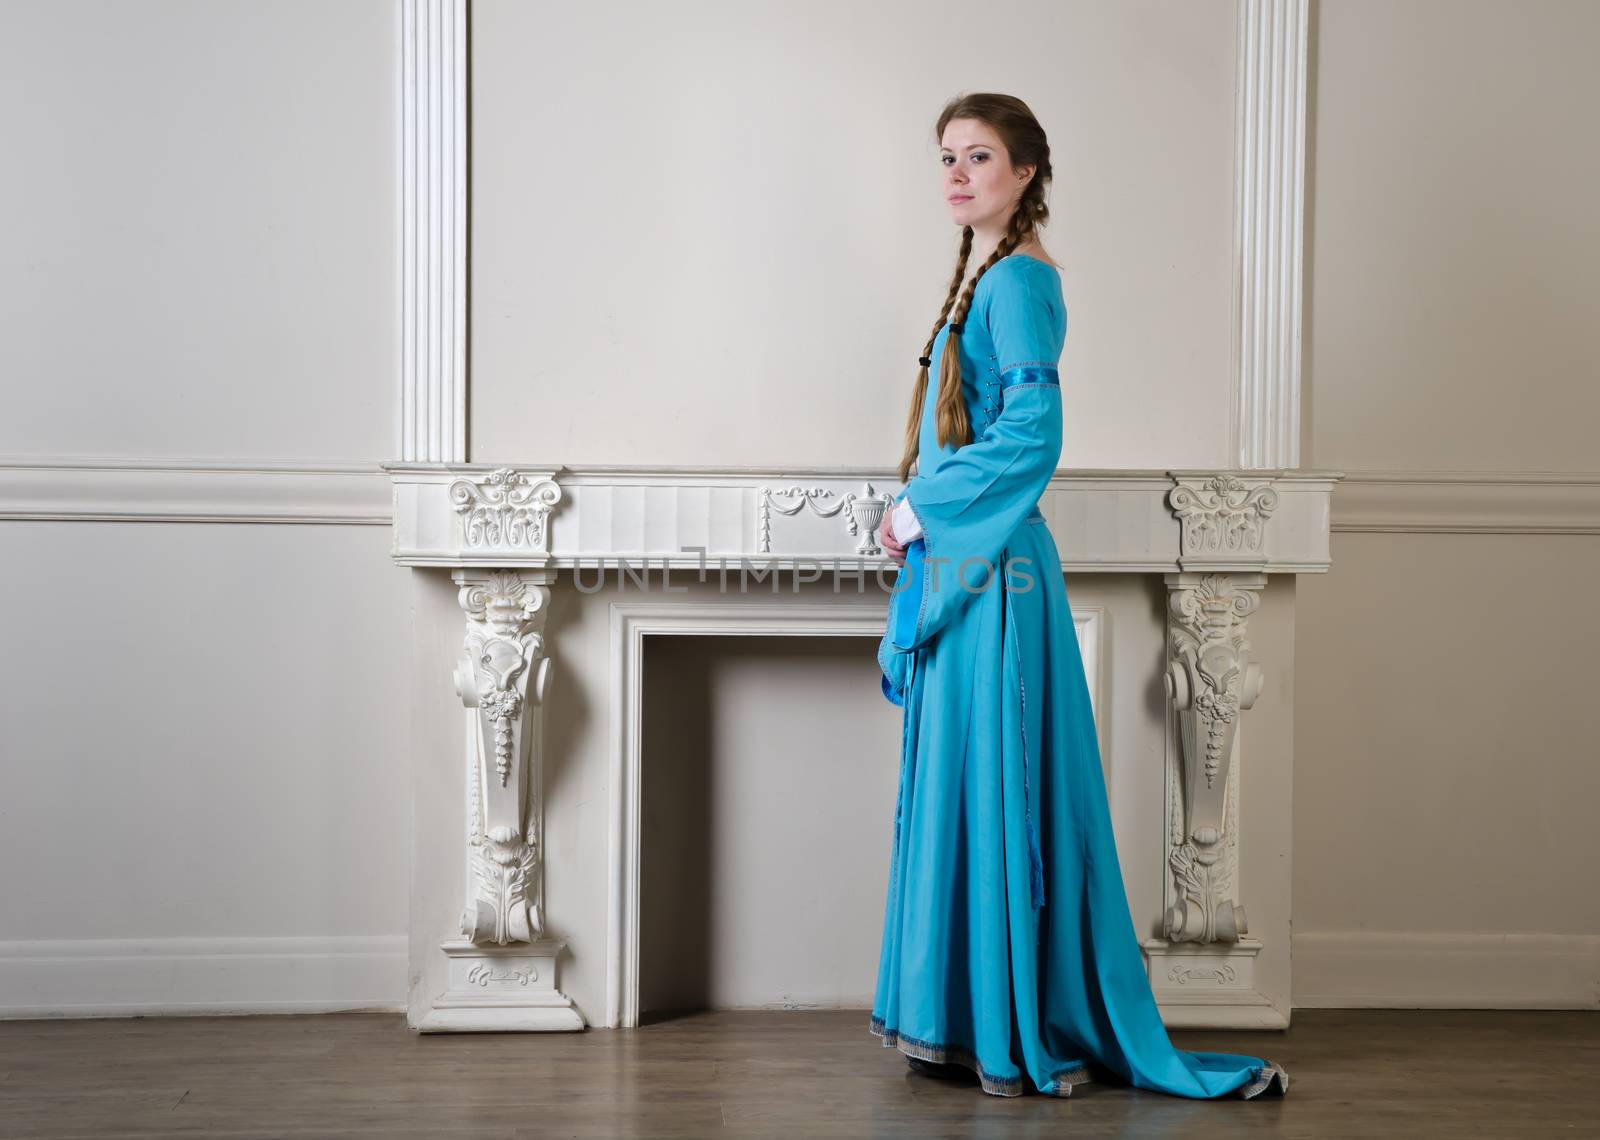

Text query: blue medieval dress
(871, 253), (1290, 1099)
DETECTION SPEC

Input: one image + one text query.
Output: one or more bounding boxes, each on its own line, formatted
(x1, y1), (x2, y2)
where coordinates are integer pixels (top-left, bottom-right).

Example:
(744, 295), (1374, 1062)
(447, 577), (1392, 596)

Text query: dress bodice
(916, 254), (1065, 459)
(913, 254), (1067, 521)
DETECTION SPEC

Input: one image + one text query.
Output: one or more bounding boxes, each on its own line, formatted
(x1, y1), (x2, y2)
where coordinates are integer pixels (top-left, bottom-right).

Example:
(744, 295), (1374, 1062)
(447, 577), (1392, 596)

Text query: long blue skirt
(870, 517), (1290, 1099)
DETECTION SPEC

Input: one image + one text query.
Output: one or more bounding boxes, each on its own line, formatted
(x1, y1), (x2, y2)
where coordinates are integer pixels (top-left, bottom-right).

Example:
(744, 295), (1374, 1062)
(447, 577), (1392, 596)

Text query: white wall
(0, 0), (397, 462)
(0, 0), (408, 1015)
(1293, 0), (1600, 1006)
(1304, 0), (1600, 473)
(469, 0), (1240, 470)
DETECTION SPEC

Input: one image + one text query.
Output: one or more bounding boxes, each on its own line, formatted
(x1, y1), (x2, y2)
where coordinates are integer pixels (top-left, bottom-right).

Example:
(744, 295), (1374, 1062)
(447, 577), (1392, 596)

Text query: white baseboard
(5, 930), (1591, 1018)
(0, 935), (407, 1019)
(1293, 931), (1600, 1009)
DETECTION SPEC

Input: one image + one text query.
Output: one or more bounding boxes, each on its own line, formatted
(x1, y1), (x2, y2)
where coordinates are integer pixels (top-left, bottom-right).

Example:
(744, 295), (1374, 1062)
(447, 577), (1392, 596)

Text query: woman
(870, 93), (1290, 1100)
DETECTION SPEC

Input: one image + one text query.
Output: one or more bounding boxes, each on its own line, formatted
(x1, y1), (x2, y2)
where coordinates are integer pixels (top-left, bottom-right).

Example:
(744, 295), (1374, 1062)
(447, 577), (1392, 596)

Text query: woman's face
(940, 117), (1031, 230)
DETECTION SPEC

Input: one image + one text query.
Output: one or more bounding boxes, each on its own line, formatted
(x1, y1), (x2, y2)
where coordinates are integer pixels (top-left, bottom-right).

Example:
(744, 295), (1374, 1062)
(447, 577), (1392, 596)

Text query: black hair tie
(949, 321), (962, 334)
(918, 356), (931, 367)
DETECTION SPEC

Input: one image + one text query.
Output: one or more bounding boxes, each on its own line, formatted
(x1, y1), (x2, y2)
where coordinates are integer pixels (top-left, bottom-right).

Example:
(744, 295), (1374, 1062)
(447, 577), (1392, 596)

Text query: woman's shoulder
(978, 252), (1062, 296)
(977, 253), (1065, 316)
(1009, 246), (1062, 272)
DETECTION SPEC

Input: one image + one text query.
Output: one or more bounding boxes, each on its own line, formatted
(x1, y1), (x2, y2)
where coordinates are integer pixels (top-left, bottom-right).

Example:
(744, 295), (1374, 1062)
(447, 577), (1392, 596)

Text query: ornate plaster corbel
(454, 569), (553, 945)
(1163, 571), (1265, 943)
(419, 468), (580, 1031)
(422, 562), (580, 1031)
(1161, 474), (1276, 945)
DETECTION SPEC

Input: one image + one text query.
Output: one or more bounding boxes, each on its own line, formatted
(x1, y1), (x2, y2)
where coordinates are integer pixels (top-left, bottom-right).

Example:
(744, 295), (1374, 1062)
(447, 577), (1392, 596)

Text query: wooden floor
(1, 1007), (1595, 1138)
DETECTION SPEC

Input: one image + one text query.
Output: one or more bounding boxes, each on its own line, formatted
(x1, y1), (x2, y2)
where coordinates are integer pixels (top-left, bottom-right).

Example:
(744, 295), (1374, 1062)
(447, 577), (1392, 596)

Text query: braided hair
(898, 94), (1053, 484)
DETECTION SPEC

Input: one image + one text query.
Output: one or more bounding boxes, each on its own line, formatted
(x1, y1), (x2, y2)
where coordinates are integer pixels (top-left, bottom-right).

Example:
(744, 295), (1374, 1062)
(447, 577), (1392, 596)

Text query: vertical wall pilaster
(398, 0), (468, 464)
(1233, 0), (1310, 469)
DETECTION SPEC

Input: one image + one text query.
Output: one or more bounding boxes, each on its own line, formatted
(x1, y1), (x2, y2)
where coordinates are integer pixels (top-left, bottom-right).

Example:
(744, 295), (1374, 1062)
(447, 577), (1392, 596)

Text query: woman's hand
(879, 507), (907, 565)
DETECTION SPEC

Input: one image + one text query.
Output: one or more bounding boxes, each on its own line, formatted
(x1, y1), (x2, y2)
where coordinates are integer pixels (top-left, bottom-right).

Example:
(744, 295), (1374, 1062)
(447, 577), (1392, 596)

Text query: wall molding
(1232, 0), (1310, 470)
(6, 460), (1598, 533)
(1332, 469), (1600, 534)
(0, 935), (406, 1019)
(1293, 931), (1600, 1009)
(398, 0), (468, 463)
(0, 457), (392, 525)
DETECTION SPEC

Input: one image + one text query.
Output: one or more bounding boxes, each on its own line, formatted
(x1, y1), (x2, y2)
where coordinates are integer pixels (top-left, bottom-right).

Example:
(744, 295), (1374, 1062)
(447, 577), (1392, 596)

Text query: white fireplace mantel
(384, 463), (1339, 572)
(386, 462), (1339, 1032)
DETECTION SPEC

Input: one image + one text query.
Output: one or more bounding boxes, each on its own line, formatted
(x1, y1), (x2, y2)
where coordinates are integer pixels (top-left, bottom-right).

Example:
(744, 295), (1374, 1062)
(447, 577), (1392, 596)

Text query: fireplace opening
(637, 634), (899, 1023)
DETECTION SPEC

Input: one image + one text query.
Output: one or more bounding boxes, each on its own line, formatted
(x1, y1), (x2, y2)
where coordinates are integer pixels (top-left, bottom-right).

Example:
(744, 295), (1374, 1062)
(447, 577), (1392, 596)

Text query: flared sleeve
(887, 260), (1067, 657)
